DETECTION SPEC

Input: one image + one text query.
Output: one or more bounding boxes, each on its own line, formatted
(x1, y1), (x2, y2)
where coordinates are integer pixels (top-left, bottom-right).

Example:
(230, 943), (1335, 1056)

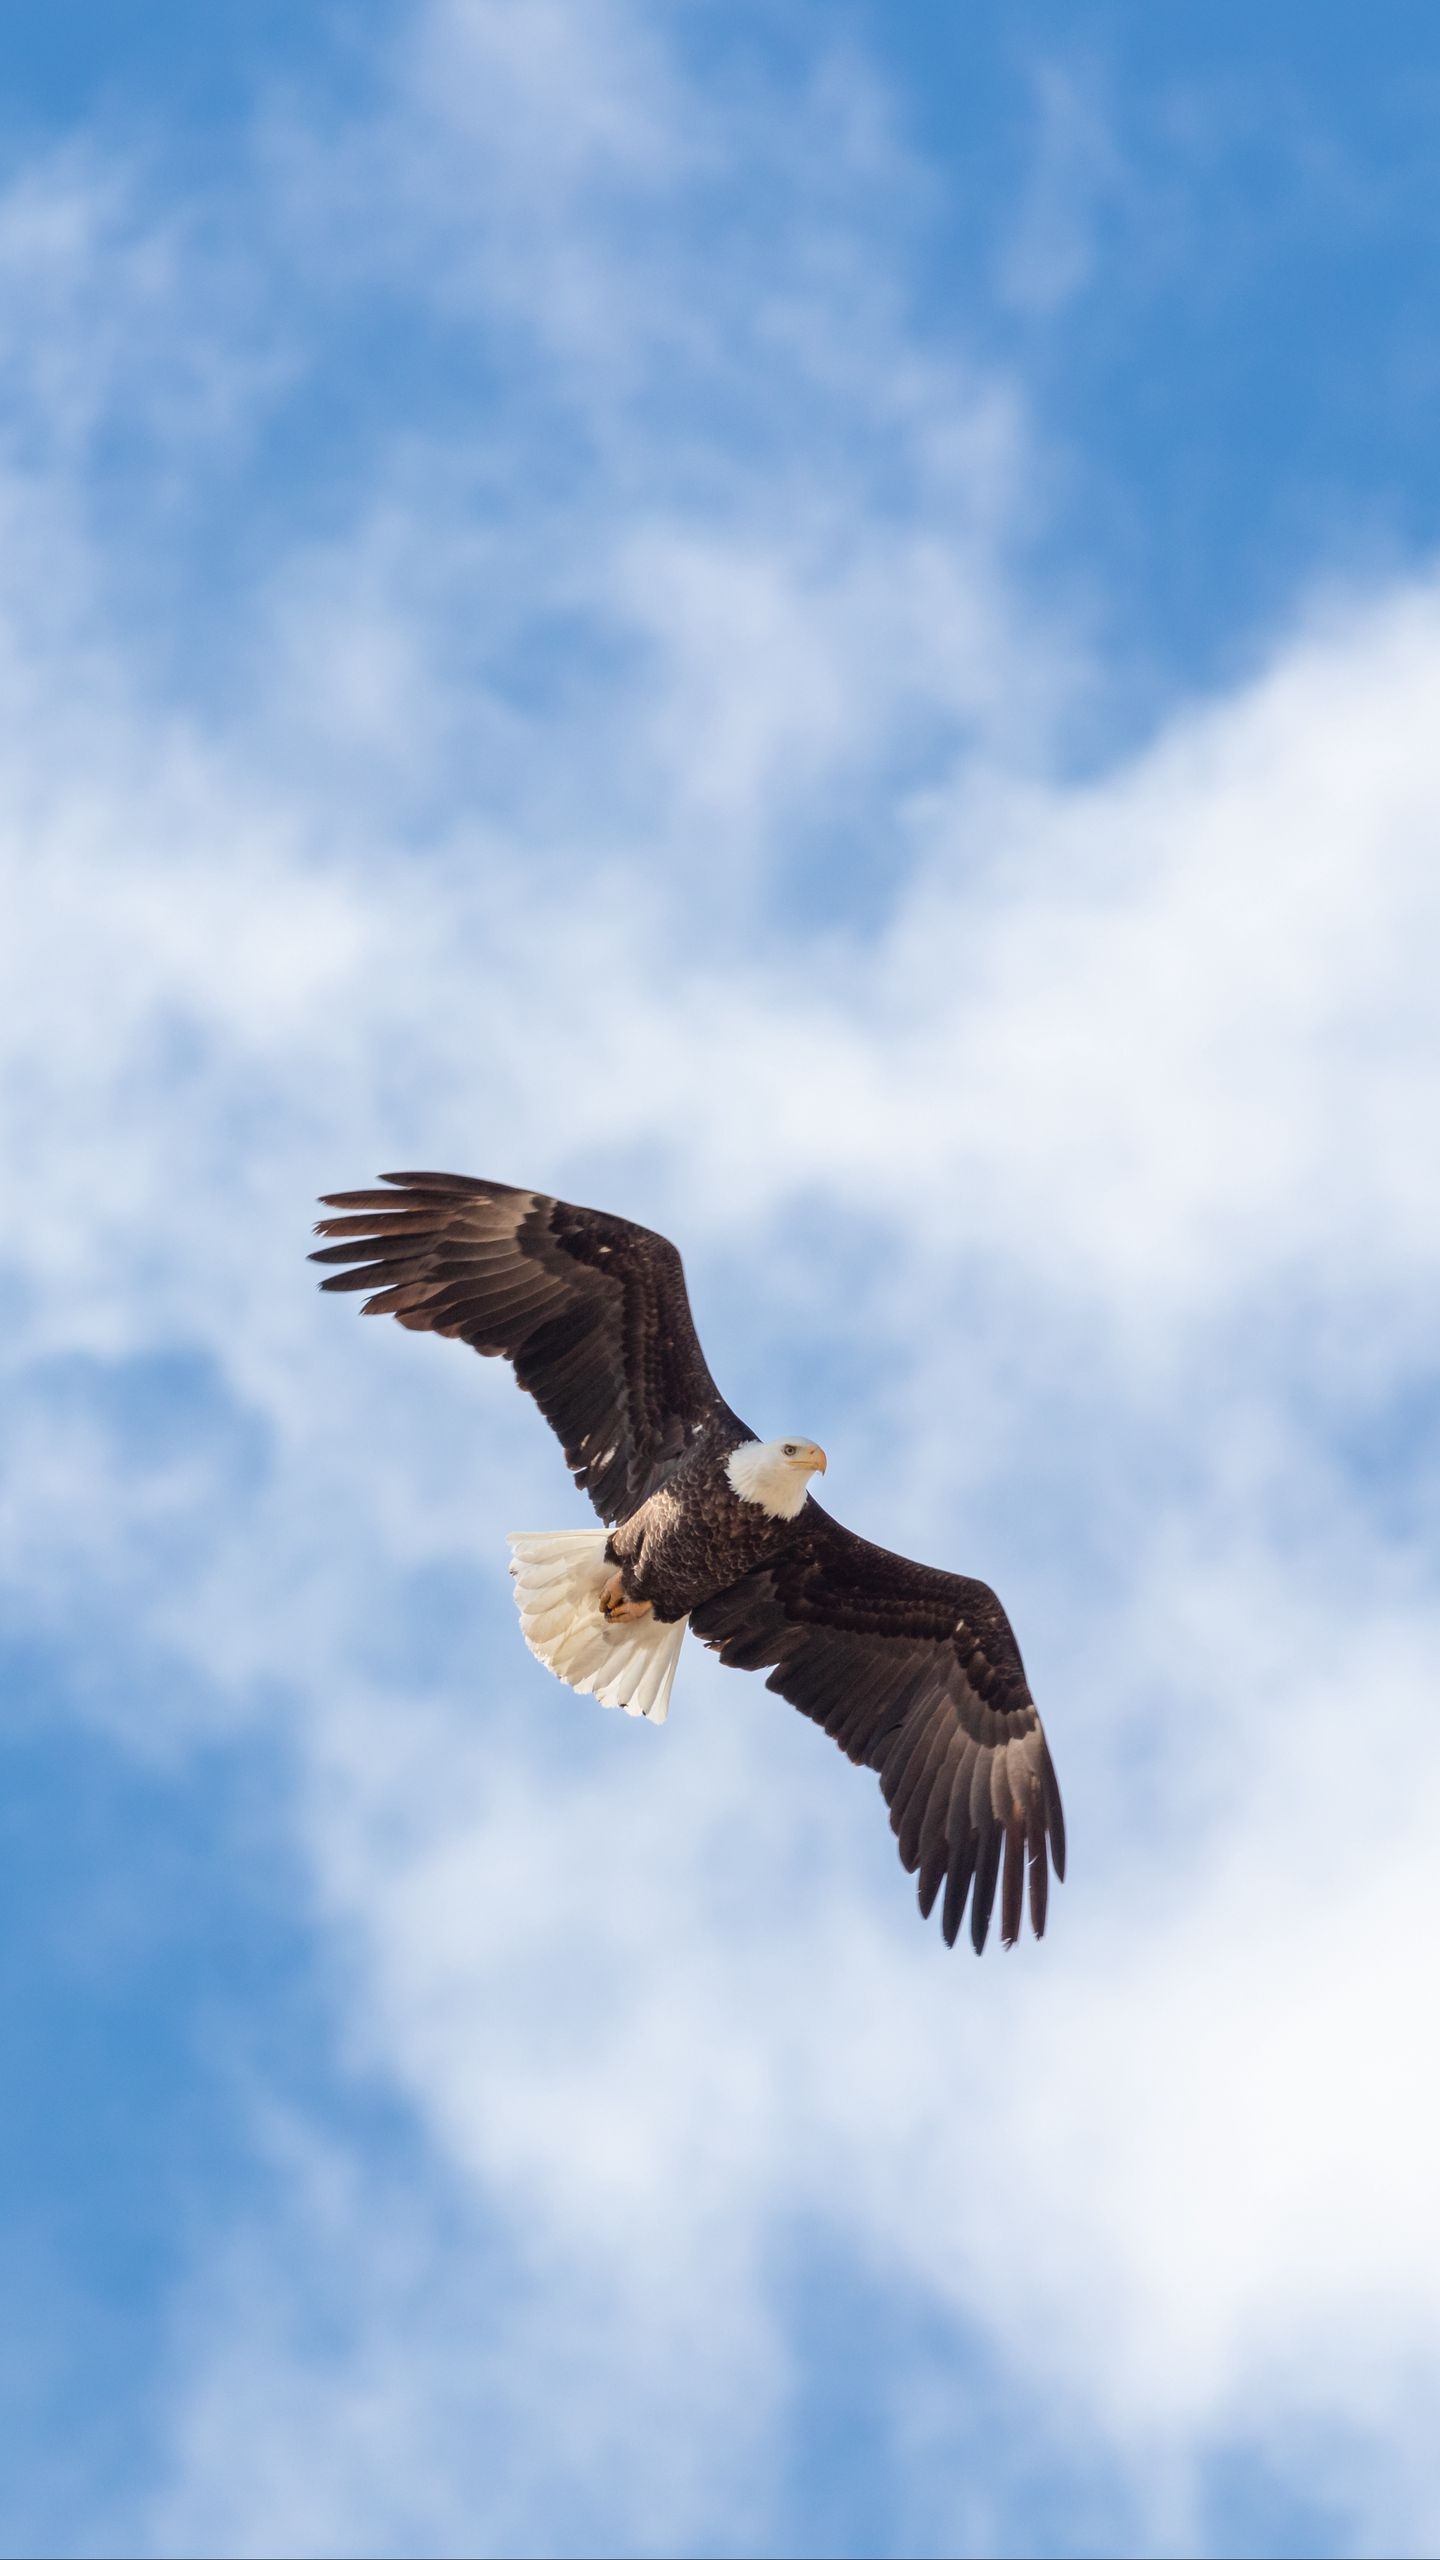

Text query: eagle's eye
(782, 1443), (798, 1457)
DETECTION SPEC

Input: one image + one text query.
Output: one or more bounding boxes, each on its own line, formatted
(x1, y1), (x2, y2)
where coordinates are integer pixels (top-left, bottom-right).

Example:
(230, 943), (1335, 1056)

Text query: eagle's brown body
(609, 1429), (785, 1620)
(311, 1170), (1065, 1952)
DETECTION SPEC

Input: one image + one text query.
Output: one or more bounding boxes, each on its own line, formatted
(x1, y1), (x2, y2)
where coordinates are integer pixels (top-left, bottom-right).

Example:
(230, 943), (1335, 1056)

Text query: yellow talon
(599, 1569), (652, 1625)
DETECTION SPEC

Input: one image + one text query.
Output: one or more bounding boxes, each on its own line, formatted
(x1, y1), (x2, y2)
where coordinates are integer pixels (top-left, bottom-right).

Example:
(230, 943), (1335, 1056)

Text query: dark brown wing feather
(311, 1172), (739, 1522)
(690, 1505), (1064, 1951)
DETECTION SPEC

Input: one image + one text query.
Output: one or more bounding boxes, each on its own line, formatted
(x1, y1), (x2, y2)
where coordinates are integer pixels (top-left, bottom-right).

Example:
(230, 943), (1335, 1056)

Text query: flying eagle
(311, 1172), (1064, 1952)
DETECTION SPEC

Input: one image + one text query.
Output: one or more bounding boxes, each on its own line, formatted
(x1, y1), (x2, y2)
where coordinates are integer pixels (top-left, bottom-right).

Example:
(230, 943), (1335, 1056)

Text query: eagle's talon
(599, 1569), (651, 1624)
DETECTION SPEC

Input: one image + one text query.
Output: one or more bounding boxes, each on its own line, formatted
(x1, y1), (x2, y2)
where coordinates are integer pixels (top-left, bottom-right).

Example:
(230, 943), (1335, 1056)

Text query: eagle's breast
(611, 1434), (799, 1618)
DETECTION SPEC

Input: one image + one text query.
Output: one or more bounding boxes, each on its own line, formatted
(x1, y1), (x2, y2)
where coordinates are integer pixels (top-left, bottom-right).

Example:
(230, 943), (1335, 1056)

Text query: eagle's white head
(725, 1436), (828, 1520)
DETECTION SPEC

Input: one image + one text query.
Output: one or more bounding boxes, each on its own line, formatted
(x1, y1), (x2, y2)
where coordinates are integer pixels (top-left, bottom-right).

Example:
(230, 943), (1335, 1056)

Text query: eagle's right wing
(311, 1172), (741, 1523)
(691, 1504), (1064, 1951)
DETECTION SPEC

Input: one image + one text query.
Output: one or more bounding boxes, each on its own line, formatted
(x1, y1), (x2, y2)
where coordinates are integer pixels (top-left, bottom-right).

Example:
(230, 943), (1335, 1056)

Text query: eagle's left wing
(310, 1172), (740, 1523)
(690, 1505), (1064, 1951)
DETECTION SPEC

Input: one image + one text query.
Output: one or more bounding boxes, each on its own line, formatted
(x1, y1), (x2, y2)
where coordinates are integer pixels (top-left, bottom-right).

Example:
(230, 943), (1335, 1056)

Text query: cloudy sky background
(4, 5), (1440, 2554)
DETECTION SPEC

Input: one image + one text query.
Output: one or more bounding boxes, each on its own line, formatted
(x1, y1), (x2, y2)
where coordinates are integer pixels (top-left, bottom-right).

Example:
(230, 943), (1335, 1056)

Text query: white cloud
(4, 4), (1440, 2555)
(0, 144), (277, 462)
(999, 56), (1126, 317)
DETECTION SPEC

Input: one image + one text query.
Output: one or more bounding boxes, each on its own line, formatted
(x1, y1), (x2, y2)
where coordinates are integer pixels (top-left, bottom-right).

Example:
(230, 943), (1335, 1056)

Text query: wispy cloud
(4, 5), (1440, 2556)
(997, 55), (1126, 316)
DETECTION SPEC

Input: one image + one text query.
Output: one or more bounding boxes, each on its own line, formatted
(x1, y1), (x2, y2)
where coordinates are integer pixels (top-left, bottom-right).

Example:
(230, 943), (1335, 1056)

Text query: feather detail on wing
(690, 1505), (1065, 1951)
(310, 1173), (739, 1522)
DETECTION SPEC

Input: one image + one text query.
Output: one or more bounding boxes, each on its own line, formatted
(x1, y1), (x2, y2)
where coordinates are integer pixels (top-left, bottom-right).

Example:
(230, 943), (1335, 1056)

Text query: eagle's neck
(725, 1439), (809, 1520)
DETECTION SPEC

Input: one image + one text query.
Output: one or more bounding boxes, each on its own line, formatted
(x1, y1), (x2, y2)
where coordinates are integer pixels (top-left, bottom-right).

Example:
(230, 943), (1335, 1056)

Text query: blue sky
(3, 6), (1440, 2555)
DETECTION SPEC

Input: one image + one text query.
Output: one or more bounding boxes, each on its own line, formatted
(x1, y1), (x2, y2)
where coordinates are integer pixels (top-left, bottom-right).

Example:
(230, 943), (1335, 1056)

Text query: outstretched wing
(690, 1505), (1064, 1951)
(311, 1172), (740, 1522)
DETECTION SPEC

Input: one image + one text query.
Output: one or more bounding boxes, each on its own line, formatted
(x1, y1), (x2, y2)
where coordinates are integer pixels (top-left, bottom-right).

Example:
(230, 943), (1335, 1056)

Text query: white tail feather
(506, 1530), (687, 1722)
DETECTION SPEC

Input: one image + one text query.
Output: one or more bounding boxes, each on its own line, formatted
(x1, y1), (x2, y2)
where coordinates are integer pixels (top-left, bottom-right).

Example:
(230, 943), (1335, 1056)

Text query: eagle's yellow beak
(811, 1445), (828, 1474)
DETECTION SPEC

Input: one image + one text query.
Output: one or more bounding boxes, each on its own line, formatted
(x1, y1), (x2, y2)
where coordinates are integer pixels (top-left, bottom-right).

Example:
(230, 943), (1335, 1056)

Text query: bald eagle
(311, 1173), (1064, 1952)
